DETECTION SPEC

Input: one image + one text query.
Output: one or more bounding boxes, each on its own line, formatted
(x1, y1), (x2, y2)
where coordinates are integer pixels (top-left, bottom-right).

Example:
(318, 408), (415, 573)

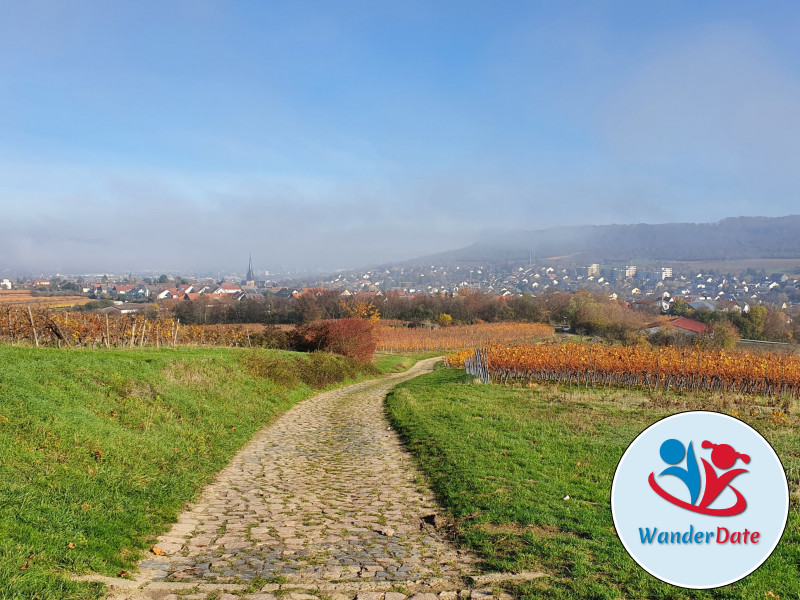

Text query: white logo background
(611, 411), (789, 589)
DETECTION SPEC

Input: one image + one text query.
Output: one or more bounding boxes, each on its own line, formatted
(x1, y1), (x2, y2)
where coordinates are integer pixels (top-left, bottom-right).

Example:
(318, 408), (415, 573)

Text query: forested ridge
(421, 215), (800, 264)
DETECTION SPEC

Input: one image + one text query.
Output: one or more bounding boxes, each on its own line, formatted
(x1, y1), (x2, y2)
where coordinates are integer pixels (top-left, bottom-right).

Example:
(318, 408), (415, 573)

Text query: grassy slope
(0, 346), (376, 600)
(373, 352), (441, 374)
(386, 368), (800, 600)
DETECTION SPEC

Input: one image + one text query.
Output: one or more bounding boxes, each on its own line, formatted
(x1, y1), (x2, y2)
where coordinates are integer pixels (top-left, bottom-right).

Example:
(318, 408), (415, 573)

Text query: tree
(508, 294), (545, 322)
(436, 313), (453, 327)
(158, 274), (169, 284)
(764, 308), (791, 342)
(296, 294), (324, 323)
(700, 321), (739, 349)
(341, 300), (381, 322)
(747, 305), (767, 340)
(671, 297), (688, 316)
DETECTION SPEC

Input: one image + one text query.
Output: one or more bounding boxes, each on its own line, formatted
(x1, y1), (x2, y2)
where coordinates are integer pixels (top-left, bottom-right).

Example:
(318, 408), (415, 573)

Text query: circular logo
(611, 411), (789, 589)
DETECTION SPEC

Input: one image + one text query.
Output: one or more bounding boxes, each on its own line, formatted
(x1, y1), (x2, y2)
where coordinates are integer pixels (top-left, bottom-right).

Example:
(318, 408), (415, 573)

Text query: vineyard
(0, 290), (92, 308)
(447, 343), (800, 399)
(0, 305), (263, 348)
(376, 322), (554, 352)
(2, 305), (559, 353)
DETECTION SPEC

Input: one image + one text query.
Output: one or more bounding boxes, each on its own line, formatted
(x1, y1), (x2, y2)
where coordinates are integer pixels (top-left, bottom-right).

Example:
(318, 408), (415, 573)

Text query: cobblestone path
(99, 359), (515, 600)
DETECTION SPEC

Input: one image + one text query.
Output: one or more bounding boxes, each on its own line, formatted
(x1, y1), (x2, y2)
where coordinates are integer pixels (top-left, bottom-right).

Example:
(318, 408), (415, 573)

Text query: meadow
(386, 367), (800, 599)
(0, 346), (379, 599)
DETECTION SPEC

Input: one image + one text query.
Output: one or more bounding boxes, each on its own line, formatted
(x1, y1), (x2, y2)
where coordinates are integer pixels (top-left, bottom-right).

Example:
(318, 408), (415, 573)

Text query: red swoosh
(648, 472), (747, 516)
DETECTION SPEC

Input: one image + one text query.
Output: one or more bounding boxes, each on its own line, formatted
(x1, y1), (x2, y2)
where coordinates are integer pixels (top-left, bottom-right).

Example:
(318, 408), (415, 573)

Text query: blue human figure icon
(658, 438), (701, 505)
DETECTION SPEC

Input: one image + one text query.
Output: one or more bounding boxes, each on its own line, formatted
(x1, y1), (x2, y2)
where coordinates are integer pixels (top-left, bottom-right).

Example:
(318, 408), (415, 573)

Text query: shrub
(250, 325), (290, 349)
(289, 321), (330, 353)
(297, 352), (378, 388)
(289, 318), (377, 363)
(323, 318), (377, 363)
(242, 350), (378, 390)
(242, 354), (301, 388)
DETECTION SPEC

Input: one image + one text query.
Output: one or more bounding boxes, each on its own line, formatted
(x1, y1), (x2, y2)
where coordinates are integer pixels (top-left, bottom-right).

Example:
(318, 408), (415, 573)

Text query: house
(100, 304), (142, 316)
(158, 287), (194, 300)
(355, 290), (383, 300)
(645, 317), (709, 336)
(0, 279), (11, 290)
(632, 297), (671, 313)
(91, 282), (110, 295)
(717, 299), (745, 314)
(129, 284), (152, 299)
(688, 299), (718, 312)
(212, 282), (242, 294)
(113, 285), (135, 295)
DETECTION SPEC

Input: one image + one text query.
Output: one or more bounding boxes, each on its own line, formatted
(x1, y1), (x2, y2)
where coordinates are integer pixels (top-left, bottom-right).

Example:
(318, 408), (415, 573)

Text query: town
(5, 256), (799, 310)
(3, 255), (798, 342)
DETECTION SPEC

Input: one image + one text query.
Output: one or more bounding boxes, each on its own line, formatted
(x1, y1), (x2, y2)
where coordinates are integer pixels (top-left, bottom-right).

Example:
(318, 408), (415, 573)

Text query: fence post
(27, 306), (39, 348)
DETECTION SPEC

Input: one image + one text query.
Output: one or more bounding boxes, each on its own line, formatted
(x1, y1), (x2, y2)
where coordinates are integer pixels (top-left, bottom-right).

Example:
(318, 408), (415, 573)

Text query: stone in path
(95, 358), (519, 600)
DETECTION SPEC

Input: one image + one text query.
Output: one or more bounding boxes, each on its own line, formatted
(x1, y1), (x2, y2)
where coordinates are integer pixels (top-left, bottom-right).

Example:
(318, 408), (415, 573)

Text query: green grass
(373, 352), (440, 373)
(386, 368), (800, 599)
(0, 346), (377, 600)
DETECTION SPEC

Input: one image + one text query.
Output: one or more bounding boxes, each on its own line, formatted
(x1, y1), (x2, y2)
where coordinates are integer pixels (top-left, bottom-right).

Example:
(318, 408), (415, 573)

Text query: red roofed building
(212, 282), (242, 294)
(645, 317), (709, 336)
(355, 290), (383, 300)
(158, 287), (193, 299)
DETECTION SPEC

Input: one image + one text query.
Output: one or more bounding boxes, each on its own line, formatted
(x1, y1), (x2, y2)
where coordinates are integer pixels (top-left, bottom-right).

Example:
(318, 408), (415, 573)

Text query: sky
(2, 1), (800, 275)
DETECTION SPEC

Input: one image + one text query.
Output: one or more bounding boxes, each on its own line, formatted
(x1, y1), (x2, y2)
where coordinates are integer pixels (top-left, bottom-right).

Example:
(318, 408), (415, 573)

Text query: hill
(413, 215), (800, 266)
(0, 346), (378, 599)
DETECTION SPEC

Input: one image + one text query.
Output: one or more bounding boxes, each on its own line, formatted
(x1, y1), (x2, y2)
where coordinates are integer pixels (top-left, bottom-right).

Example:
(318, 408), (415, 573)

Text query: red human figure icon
(698, 441), (750, 511)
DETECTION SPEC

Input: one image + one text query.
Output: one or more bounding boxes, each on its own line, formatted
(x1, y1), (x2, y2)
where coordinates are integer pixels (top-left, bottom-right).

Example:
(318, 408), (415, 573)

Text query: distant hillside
(414, 215), (800, 266)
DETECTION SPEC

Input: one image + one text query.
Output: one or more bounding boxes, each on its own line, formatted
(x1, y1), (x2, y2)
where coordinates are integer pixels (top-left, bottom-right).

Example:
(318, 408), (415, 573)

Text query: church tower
(245, 254), (256, 286)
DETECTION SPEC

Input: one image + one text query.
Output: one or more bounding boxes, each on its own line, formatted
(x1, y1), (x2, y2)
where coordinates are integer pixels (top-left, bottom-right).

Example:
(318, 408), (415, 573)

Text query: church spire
(246, 253), (255, 283)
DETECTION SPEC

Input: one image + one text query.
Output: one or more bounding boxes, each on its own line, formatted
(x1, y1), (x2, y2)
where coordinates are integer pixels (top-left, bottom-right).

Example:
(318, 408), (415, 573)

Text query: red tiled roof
(646, 317), (708, 334)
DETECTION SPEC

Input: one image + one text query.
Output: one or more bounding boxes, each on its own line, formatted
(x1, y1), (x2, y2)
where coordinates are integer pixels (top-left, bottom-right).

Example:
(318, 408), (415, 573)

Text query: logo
(648, 439), (749, 516)
(611, 411), (789, 589)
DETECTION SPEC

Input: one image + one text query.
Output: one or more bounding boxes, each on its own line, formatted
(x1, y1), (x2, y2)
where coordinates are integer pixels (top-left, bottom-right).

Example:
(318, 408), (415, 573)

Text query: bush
(289, 321), (330, 353)
(243, 354), (301, 388)
(297, 352), (378, 388)
(289, 318), (377, 363)
(250, 325), (290, 349)
(242, 350), (378, 389)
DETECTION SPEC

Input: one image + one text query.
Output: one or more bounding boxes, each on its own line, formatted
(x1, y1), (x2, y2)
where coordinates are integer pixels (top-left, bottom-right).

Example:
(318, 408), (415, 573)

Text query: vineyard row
(375, 322), (553, 352)
(447, 344), (800, 399)
(0, 305), (260, 348)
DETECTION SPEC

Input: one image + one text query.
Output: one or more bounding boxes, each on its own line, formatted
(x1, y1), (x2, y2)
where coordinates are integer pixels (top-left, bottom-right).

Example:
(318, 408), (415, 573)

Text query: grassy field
(386, 368), (800, 599)
(0, 346), (379, 600)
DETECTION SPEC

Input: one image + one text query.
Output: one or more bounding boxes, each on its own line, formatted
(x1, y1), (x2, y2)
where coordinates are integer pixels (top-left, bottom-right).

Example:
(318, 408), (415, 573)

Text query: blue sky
(2, 1), (800, 274)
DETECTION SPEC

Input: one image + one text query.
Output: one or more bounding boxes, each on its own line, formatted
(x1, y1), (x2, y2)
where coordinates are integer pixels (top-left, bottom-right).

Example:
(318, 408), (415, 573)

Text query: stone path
(95, 358), (517, 600)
